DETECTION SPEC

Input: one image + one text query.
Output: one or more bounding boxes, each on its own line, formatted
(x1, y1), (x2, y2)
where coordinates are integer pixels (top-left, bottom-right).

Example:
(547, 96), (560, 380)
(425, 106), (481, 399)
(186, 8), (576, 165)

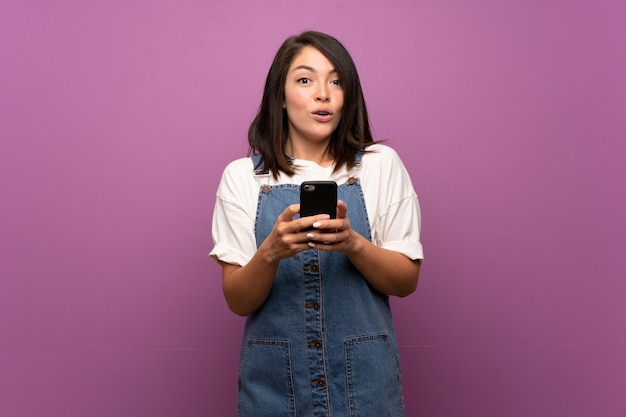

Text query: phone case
(300, 181), (337, 219)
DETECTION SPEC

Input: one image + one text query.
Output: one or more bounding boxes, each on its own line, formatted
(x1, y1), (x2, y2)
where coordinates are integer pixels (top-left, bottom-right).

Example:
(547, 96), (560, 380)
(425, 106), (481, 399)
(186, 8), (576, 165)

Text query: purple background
(1, 0), (625, 416)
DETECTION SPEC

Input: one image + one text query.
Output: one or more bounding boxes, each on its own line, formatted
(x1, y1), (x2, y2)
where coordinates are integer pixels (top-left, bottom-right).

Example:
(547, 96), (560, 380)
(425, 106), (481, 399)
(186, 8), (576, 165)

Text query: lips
(312, 109), (333, 122)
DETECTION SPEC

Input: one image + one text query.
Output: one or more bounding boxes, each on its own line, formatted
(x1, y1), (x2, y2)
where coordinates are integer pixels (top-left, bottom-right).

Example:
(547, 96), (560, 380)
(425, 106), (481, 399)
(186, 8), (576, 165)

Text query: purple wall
(1, 0), (624, 416)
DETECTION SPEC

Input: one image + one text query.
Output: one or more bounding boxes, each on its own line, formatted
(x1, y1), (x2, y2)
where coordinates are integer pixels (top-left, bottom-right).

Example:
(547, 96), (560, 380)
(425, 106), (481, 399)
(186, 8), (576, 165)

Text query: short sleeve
(362, 145), (424, 261)
(209, 158), (259, 266)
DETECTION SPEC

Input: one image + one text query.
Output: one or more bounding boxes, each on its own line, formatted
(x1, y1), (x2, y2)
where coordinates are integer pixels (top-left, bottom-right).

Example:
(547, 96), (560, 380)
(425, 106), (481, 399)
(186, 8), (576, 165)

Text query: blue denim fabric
(237, 155), (405, 417)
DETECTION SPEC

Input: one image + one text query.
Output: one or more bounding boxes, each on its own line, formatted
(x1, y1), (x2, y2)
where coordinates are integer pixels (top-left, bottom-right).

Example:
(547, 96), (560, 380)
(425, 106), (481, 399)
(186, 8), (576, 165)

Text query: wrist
(258, 241), (281, 266)
(346, 230), (366, 258)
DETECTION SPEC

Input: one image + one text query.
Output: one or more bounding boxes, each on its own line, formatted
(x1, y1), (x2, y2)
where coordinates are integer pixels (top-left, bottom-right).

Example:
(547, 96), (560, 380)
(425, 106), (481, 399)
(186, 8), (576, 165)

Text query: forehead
(289, 46), (335, 72)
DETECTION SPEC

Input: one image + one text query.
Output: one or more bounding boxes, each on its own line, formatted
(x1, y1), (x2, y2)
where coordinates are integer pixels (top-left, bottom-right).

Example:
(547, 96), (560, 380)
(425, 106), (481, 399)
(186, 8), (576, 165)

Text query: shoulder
(218, 157), (257, 185)
(216, 157), (258, 201)
(361, 143), (408, 173)
(221, 157), (255, 177)
(363, 143), (403, 164)
(359, 143), (416, 200)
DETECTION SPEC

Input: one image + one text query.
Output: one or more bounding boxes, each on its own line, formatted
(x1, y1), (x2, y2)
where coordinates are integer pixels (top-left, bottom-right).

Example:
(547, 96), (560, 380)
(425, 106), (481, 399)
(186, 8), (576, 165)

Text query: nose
(316, 84), (329, 102)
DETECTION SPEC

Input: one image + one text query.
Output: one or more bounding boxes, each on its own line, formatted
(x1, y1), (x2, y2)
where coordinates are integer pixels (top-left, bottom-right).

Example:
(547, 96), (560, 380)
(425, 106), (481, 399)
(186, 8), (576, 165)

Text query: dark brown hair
(248, 31), (375, 178)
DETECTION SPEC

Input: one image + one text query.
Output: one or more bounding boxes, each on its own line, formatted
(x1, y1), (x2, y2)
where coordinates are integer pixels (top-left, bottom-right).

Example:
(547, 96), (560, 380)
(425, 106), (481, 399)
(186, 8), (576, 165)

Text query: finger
(307, 224), (350, 243)
(312, 216), (349, 233)
(277, 204), (300, 222)
(298, 213), (330, 231)
(307, 240), (339, 251)
(337, 200), (348, 219)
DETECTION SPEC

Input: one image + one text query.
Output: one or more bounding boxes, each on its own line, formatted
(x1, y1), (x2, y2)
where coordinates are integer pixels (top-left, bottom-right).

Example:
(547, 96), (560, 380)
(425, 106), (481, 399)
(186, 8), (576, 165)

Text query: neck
(285, 139), (334, 167)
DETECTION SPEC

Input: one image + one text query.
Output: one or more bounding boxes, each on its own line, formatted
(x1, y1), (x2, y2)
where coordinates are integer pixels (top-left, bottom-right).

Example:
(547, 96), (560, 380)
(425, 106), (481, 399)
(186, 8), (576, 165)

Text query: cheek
(283, 87), (301, 110)
(286, 90), (308, 109)
(335, 100), (344, 122)
(335, 93), (345, 113)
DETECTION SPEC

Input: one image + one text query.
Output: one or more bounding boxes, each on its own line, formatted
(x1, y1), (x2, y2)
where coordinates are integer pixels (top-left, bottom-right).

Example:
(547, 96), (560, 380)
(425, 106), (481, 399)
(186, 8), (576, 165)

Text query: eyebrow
(292, 65), (338, 75)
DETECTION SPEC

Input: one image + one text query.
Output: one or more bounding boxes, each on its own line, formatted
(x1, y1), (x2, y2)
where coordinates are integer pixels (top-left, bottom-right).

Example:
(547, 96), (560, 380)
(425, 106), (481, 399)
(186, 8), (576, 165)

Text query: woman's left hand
(305, 199), (420, 297)
(305, 200), (360, 254)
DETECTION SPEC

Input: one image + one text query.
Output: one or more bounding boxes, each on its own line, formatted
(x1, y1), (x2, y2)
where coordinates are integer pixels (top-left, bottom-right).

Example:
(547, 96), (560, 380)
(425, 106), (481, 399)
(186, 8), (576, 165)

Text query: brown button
(305, 302), (320, 310)
(311, 379), (326, 388)
(261, 184), (270, 193)
(347, 177), (357, 185)
(307, 340), (323, 349)
(303, 264), (319, 272)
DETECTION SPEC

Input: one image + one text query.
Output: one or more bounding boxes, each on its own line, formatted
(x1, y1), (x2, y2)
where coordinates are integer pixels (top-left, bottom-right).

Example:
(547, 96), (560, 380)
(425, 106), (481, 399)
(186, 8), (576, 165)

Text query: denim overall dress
(237, 154), (405, 417)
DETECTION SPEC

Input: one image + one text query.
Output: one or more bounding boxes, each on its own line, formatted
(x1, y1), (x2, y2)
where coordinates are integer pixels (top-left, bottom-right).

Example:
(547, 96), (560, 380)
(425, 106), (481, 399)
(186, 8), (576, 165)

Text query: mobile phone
(300, 181), (337, 229)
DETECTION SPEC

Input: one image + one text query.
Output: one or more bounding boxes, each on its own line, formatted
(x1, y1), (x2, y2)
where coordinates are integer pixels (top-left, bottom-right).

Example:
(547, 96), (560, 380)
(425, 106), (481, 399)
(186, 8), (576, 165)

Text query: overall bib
(237, 154), (405, 417)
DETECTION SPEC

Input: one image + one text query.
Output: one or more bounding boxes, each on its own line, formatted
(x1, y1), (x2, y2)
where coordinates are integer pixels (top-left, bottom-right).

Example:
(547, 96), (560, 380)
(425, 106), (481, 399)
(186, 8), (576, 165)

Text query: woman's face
(283, 46), (344, 150)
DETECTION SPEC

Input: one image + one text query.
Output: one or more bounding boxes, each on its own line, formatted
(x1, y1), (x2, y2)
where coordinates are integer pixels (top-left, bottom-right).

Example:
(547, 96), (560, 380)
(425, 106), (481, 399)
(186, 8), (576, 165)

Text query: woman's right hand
(258, 204), (330, 264)
(221, 204), (329, 316)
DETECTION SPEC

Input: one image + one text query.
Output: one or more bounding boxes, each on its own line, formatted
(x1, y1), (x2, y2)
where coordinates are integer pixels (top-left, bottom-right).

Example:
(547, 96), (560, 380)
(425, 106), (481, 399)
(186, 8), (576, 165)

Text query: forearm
(221, 244), (280, 316)
(220, 204), (329, 316)
(346, 231), (420, 297)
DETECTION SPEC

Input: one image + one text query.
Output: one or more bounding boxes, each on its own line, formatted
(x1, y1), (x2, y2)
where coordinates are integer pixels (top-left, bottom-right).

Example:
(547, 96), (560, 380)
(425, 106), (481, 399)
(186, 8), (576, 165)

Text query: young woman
(210, 31), (423, 417)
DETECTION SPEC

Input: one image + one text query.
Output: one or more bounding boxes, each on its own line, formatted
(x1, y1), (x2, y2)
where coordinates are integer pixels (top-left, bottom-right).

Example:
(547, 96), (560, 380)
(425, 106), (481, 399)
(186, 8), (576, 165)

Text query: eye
(331, 79), (342, 86)
(296, 77), (311, 84)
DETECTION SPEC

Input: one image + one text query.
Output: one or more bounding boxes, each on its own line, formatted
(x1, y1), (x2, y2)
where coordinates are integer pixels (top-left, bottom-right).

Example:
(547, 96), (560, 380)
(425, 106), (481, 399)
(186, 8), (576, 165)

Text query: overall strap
(354, 151), (363, 165)
(251, 153), (269, 176)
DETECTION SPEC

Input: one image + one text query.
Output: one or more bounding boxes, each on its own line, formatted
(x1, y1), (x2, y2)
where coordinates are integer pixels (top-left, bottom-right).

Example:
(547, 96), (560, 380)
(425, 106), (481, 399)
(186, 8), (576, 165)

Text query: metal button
(303, 264), (319, 272)
(347, 176), (357, 185)
(261, 184), (270, 193)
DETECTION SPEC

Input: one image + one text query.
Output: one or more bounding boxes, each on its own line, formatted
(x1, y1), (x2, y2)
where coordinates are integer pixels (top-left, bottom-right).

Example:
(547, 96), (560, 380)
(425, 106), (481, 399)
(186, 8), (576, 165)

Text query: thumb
(278, 204), (300, 222)
(337, 200), (348, 218)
